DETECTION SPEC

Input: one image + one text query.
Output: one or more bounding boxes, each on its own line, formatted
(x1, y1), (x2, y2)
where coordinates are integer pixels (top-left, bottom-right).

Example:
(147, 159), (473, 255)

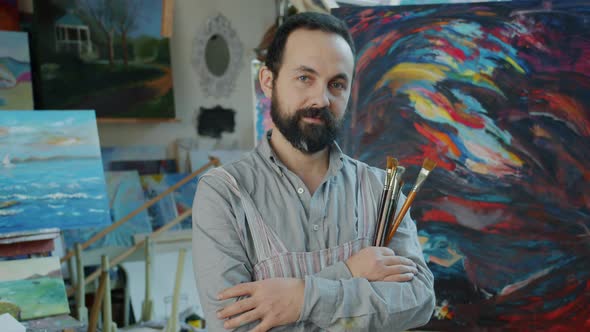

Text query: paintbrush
(384, 158), (437, 245)
(380, 167), (405, 246)
(374, 157), (397, 246)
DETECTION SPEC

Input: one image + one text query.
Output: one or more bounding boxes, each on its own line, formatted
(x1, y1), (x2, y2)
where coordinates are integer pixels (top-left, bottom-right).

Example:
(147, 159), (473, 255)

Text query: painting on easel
(0, 31), (34, 110)
(0, 256), (69, 320)
(0, 111), (111, 233)
(31, 0), (175, 118)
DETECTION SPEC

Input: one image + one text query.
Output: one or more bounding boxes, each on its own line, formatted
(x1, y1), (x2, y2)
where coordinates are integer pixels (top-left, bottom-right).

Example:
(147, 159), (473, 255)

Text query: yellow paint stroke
(376, 63), (449, 93)
(507, 151), (524, 166)
(407, 90), (453, 122)
(45, 136), (81, 146)
(504, 56), (526, 74)
(531, 124), (552, 139)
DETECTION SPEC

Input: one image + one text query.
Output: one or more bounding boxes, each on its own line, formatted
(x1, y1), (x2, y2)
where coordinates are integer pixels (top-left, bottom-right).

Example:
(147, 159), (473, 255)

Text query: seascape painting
(0, 111), (111, 233)
(0, 31), (34, 110)
(0, 256), (69, 320)
(63, 170), (152, 249)
(31, 0), (175, 118)
(334, 1), (590, 330)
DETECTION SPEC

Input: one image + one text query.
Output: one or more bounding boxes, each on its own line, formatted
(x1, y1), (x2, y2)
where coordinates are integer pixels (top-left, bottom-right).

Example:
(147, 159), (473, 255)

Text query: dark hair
(266, 12), (355, 78)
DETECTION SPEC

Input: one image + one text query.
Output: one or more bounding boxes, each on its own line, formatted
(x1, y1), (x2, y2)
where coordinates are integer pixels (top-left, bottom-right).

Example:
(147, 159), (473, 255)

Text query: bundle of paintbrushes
(373, 157), (437, 246)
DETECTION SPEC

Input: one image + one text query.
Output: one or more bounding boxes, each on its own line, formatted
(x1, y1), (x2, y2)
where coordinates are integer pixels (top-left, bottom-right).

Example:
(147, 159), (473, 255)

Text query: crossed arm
(192, 177), (435, 331)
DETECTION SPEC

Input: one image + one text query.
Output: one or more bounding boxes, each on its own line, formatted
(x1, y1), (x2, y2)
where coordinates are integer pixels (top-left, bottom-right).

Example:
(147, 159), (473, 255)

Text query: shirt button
(313, 224), (320, 231)
(297, 187), (304, 194)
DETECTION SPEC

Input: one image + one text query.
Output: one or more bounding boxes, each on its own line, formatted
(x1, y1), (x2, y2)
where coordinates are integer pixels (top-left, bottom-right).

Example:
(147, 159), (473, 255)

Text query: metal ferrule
(412, 168), (431, 192)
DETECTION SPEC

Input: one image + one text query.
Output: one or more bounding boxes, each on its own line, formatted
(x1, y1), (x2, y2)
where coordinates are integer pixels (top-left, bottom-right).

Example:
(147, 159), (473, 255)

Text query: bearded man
(192, 12), (435, 332)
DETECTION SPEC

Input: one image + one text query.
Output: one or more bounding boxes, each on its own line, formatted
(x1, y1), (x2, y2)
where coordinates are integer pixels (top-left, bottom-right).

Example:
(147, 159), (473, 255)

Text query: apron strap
(203, 168), (287, 262)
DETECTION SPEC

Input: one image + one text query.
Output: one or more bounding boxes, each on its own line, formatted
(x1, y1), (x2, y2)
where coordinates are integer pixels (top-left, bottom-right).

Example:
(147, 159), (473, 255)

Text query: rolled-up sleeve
(298, 196), (436, 331)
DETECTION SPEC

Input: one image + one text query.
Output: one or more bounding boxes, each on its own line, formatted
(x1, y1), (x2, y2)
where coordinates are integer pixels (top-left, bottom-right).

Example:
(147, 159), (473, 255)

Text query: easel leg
(141, 237), (153, 322)
(102, 255), (114, 332)
(75, 243), (88, 323)
(165, 249), (186, 332)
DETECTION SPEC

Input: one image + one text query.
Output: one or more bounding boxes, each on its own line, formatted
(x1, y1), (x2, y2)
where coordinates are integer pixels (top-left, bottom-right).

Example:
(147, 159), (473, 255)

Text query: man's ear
(259, 65), (274, 99)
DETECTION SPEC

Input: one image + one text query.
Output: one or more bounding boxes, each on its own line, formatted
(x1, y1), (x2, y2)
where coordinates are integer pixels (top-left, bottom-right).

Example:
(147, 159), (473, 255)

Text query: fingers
(250, 320), (274, 332)
(378, 247), (396, 256)
(381, 256), (417, 268)
(218, 282), (256, 300)
(383, 264), (418, 276)
(217, 297), (257, 319)
(223, 307), (262, 329)
(383, 272), (414, 282)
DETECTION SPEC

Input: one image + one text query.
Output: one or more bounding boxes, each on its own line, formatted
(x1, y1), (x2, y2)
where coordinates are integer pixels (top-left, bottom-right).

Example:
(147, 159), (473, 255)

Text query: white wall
(19, 0), (276, 151)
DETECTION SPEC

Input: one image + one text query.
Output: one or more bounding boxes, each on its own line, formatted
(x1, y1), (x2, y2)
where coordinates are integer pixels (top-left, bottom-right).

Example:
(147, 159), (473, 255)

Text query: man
(192, 12), (435, 331)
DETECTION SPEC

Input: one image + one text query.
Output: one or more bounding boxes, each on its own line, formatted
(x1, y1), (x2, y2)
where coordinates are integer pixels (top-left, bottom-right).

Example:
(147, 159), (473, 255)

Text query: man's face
(269, 29), (354, 154)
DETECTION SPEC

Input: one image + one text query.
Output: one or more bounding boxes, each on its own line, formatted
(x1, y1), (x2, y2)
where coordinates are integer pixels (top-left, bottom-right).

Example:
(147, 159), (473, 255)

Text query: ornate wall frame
(192, 13), (243, 98)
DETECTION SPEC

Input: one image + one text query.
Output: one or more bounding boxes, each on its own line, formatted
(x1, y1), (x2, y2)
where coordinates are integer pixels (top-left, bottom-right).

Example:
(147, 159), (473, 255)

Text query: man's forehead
(282, 30), (354, 77)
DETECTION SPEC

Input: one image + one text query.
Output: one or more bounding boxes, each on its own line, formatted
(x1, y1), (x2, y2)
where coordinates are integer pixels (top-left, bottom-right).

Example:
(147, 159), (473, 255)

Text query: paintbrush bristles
(423, 158), (437, 171)
(387, 156), (394, 169)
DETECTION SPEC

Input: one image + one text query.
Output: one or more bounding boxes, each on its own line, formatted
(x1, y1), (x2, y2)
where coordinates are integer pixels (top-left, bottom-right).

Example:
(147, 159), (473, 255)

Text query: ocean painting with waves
(334, 1), (590, 330)
(0, 111), (110, 233)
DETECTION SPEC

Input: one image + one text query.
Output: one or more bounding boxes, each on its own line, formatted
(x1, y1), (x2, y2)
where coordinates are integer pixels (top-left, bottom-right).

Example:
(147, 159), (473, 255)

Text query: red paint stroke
(417, 88), (486, 129)
(499, 280), (590, 329)
(441, 195), (508, 211)
(427, 36), (468, 62)
(530, 90), (590, 136)
(422, 209), (458, 224)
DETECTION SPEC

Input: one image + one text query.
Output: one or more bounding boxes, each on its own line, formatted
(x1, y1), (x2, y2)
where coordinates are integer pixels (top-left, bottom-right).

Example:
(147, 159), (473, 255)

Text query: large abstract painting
(334, 1), (590, 329)
(31, 0), (175, 118)
(0, 256), (69, 320)
(0, 31), (34, 110)
(0, 111), (111, 233)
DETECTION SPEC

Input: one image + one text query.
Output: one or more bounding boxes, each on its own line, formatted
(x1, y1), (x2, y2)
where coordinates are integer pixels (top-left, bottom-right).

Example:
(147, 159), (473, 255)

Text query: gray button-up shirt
(192, 132), (435, 331)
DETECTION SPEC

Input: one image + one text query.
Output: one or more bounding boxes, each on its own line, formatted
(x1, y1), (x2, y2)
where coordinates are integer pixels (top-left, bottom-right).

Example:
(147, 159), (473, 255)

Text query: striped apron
(206, 166), (378, 329)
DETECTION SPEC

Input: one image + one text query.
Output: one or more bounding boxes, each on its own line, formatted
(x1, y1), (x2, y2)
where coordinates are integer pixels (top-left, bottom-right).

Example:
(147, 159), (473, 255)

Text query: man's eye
(330, 82), (346, 90)
(298, 75), (310, 82)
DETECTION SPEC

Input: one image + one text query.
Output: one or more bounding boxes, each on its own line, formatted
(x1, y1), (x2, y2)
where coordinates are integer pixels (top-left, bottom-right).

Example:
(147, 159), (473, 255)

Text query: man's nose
(309, 85), (330, 109)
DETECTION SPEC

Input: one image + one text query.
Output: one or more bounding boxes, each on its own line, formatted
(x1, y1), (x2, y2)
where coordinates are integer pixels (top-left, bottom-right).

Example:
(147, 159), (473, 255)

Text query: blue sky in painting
(0, 111), (101, 161)
(129, 0), (163, 38)
(0, 31), (30, 62)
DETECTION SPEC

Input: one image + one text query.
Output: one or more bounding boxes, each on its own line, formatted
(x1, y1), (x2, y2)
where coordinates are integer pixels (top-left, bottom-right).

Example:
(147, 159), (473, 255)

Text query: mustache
(296, 107), (334, 122)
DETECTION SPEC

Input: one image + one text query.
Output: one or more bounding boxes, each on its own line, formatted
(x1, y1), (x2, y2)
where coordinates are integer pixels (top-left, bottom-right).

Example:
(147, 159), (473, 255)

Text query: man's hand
(217, 278), (305, 331)
(345, 246), (418, 282)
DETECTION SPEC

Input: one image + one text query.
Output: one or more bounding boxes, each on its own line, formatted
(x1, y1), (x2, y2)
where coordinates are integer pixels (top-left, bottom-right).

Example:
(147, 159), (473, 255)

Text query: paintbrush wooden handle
(385, 190), (417, 245)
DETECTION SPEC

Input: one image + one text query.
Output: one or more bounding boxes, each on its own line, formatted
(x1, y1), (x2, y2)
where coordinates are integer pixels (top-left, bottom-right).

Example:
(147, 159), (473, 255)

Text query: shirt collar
(256, 129), (344, 176)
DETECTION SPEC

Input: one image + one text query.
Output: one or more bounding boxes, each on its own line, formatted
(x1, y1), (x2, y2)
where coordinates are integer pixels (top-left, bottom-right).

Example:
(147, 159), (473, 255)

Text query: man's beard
(270, 91), (341, 154)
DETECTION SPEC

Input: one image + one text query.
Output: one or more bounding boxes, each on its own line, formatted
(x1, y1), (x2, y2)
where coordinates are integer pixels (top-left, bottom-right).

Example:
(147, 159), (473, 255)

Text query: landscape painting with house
(32, 0), (175, 119)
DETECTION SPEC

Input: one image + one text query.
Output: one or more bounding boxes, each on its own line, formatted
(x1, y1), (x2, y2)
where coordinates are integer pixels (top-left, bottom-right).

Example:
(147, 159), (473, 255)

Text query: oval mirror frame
(192, 13), (243, 98)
